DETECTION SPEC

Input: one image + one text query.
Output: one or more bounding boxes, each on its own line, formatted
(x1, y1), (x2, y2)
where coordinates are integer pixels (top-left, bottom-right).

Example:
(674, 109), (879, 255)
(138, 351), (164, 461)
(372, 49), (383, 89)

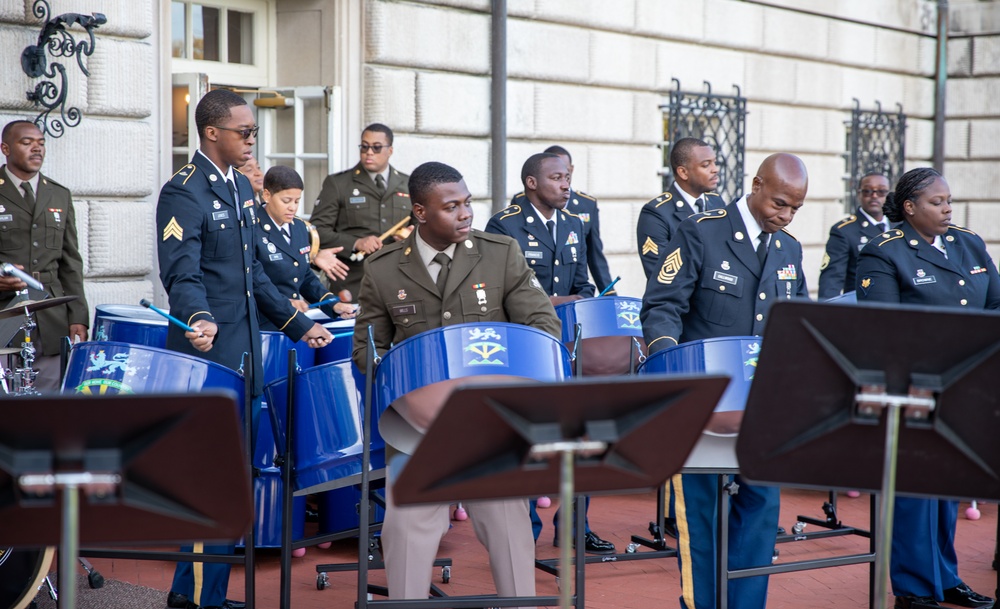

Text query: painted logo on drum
(463, 327), (508, 367)
(86, 350), (137, 375)
(73, 350), (138, 394)
(744, 342), (761, 381)
(615, 299), (641, 329)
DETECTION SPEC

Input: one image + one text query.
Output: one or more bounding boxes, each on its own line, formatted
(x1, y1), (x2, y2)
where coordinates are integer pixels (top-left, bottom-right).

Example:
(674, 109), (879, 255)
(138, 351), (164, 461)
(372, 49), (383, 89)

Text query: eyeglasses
(214, 125), (259, 140)
(859, 189), (889, 197)
(359, 143), (386, 154)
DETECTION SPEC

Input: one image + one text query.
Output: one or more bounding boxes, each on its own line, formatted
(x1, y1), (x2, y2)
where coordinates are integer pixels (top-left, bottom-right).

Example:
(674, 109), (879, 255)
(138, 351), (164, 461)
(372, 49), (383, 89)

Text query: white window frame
(170, 0), (275, 87)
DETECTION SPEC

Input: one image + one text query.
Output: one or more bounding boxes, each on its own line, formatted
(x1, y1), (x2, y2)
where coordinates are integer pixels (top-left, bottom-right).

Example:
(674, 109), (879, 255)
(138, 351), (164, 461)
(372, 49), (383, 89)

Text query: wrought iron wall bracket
(21, 0), (107, 138)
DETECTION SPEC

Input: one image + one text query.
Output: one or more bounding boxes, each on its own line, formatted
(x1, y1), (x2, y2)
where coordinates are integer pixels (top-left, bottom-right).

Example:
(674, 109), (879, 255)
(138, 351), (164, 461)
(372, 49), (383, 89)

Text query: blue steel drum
(315, 319), (356, 365)
(637, 335), (761, 418)
(825, 290), (857, 303)
(238, 400), (306, 548)
(553, 296), (643, 342)
(375, 322), (572, 422)
(92, 304), (169, 348)
(260, 331), (315, 384)
(63, 341), (245, 409)
(318, 485), (386, 536)
(265, 360), (370, 494)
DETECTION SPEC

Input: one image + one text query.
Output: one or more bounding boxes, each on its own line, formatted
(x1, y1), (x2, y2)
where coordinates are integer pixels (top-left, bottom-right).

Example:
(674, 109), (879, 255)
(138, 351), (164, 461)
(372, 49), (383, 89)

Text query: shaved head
(748, 153), (809, 234)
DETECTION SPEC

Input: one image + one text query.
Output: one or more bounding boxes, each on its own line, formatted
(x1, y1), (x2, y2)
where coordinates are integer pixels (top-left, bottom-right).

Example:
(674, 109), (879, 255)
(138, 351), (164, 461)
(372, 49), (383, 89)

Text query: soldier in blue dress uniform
(508, 145), (615, 293)
(157, 90), (332, 609)
(254, 165), (356, 329)
(641, 153), (810, 609)
(636, 138), (726, 279)
(818, 172), (894, 299)
(486, 153), (618, 554)
(856, 167), (997, 609)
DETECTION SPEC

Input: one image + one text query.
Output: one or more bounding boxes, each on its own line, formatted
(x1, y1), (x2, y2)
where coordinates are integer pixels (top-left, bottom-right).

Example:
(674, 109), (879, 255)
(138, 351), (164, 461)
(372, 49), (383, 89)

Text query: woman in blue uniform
(255, 165), (356, 330)
(856, 167), (999, 609)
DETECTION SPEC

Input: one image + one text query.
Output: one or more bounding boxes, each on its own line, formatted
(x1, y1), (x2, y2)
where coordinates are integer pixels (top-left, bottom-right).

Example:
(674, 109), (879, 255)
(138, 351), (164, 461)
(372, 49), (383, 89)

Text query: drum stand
(2, 309), (41, 396)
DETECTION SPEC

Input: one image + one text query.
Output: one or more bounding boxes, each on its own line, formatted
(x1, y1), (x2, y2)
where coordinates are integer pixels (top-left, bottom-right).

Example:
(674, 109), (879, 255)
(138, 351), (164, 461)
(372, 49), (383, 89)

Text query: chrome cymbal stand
(10, 308), (41, 395)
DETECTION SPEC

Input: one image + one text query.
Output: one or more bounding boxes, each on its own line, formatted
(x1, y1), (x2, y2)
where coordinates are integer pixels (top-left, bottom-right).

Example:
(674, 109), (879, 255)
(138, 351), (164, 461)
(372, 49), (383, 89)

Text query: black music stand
(392, 374), (730, 609)
(736, 300), (1000, 609)
(0, 391), (253, 609)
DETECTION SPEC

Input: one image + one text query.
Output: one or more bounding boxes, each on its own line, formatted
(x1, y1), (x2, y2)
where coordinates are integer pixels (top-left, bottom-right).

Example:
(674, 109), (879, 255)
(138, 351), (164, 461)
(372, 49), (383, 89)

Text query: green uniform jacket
(352, 228), (561, 366)
(311, 162), (411, 297)
(0, 166), (88, 355)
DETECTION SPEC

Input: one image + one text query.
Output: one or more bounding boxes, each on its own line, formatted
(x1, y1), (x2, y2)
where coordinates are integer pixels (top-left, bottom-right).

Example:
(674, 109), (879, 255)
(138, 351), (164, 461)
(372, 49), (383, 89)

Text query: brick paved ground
(80, 488), (998, 608)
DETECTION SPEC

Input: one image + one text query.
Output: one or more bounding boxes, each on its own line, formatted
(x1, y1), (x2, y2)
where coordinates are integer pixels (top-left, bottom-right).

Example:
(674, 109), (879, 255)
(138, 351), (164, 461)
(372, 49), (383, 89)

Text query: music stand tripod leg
(874, 401), (903, 609)
(59, 483), (80, 609)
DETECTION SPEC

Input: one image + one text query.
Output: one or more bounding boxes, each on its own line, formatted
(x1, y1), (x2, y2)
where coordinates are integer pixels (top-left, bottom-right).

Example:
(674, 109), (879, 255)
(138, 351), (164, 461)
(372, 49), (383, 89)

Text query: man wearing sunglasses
(818, 172), (893, 299)
(312, 123), (412, 298)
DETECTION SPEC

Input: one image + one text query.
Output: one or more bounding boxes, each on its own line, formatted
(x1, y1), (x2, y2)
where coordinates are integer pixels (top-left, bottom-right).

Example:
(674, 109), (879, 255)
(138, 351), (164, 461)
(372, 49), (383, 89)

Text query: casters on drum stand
(441, 565), (451, 583)
(316, 572), (329, 590)
(792, 521), (807, 535)
(78, 557), (104, 589)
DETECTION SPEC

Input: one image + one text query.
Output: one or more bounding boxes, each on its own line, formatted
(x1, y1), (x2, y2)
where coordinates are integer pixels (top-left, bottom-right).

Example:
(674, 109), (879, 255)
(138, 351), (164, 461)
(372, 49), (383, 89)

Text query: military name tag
(391, 304), (416, 316)
(349, 196), (366, 204)
(0, 214), (12, 223)
(913, 276), (936, 286)
(712, 271), (739, 285)
(524, 251), (544, 259)
(269, 253), (283, 261)
(213, 210), (230, 221)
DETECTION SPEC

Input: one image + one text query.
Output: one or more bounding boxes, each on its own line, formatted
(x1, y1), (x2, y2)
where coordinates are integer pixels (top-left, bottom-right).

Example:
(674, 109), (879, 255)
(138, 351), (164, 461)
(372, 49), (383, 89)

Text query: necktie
(21, 182), (35, 209)
(375, 174), (386, 195)
(546, 219), (556, 243)
(694, 197), (704, 214)
(280, 226), (291, 244)
(876, 221), (886, 233)
(228, 179), (238, 205)
(756, 231), (769, 266)
(433, 252), (451, 294)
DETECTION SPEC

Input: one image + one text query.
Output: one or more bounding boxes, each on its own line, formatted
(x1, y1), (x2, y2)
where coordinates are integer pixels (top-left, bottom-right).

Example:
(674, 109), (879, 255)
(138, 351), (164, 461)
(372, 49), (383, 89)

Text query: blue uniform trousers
(890, 497), (960, 599)
(529, 496), (591, 541)
(674, 473), (780, 609)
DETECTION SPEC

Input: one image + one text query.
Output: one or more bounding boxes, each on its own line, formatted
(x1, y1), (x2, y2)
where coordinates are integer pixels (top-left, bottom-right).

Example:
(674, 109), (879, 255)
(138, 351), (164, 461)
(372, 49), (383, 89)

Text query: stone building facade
(0, 0), (997, 315)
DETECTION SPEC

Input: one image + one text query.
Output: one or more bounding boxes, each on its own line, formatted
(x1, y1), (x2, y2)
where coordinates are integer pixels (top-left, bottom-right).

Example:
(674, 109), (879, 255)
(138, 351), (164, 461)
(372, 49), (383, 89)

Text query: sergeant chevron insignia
(162, 217), (183, 241)
(657, 248), (683, 285)
(641, 236), (659, 257)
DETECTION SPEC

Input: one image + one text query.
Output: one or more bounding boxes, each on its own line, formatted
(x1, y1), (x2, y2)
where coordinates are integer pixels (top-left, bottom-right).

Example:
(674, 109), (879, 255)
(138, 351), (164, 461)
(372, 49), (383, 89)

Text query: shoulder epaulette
(366, 238), (406, 263)
(575, 191), (596, 201)
(780, 227), (799, 241)
(835, 215), (857, 230)
(472, 229), (510, 245)
(695, 209), (727, 222)
(876, 229), (905, 247)
(496, 204), (521, 220)
(170, 164), (197, 186)
(704, 191), (720, 197)
(652, 192), (673, 208)
(39, 174), (68, 190)
(948, 225), (977, 236)
(561, 209), (582, 220)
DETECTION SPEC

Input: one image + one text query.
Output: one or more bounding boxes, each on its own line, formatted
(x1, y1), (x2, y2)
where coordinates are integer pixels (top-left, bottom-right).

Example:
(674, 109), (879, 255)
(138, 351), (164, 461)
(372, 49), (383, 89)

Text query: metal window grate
(843, 99), (906, 211)
(660, 79), (747, 203)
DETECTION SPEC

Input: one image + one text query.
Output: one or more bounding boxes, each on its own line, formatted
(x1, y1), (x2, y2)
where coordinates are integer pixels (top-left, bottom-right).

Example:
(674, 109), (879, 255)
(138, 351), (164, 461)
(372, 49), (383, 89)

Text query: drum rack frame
(76, 353), (260, 609)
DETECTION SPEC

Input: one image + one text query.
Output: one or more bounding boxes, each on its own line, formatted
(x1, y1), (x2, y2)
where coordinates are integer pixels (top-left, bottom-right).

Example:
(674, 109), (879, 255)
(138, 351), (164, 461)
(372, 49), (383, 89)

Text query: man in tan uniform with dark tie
(353, 161), (559, 602)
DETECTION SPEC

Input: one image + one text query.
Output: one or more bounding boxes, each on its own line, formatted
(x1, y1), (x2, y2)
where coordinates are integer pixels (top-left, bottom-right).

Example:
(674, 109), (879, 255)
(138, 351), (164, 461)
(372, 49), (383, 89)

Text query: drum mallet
(598, 276), (620, 297)
(139, 299), (204, 338)
(308, 297), (340, 309)
(349, 216), (412, 262)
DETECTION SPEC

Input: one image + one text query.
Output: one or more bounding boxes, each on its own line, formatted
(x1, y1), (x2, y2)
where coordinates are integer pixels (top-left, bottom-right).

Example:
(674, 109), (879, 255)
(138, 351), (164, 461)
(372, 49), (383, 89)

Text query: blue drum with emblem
(554, 297), (644, 376)
(315, 319), (356, 365)
(261, 331), (314, 382)
(63, 341), (245, 407)
(265, 359), (370, 495)
(375, 322), (572, 426)
(92, 304), (169, 348)
(637, 336), (760, 423)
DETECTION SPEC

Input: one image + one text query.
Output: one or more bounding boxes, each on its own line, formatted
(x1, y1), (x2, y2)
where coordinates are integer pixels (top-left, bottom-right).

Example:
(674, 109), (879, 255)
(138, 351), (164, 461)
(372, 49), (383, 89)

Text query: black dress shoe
(553, 531), (617, 555)
(893, 595), (940, 609)
(167, 592), (198, 609)
(202, 602), (246, 609)
(943, 583), (994, 608)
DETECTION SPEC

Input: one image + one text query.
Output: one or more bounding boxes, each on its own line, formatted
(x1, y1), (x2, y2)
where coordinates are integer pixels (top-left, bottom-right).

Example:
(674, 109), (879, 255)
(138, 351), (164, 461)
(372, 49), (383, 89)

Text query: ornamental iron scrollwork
(20, 0), (107, 138)
(843, 99), (906, 211)
(660, 79), (748, 203)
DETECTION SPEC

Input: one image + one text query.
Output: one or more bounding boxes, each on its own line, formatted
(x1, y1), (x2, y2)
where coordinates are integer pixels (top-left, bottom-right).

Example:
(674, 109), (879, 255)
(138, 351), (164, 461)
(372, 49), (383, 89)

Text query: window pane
(171, 2), (186, 58)
(228, 10), (254, 65)
(171, 85), (191, 148)
(192, 4), (220, 61)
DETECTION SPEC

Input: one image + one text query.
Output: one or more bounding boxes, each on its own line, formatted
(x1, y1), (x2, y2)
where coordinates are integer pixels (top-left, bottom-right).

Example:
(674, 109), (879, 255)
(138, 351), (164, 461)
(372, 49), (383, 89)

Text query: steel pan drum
(825, 290), (857, 303)
(554, 297), (645, 376)
(63, 341), (245, 408)
(261, 331), (315, 384)
(315, 319), (355, 365)
(0, 547), (54, 609)
(265, 360), (371, 495)
(318, 486), (386, 536)
(375, 323), (572, 443)
(92, 304), (169, 348)
(638, 336), (761, 470)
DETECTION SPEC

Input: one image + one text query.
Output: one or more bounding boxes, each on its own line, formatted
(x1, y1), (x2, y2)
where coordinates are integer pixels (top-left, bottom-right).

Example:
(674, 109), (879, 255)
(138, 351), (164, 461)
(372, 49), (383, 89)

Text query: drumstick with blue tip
(308, 297), (340, 309)
(598, 276), (620, 297)
(139, 299), (204, 337)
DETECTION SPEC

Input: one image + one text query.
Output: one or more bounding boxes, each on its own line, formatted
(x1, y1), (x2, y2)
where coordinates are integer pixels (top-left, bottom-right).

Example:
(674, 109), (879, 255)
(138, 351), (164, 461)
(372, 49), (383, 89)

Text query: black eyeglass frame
(213, 124), (260, 140)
